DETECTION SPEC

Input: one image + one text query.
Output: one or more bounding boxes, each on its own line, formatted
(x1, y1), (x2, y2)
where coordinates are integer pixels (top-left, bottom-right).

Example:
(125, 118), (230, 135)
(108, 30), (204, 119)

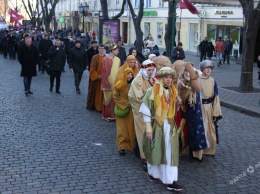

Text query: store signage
(214, 10), (234, 15)
(144, 11), (157, 16)
(198, 8), (206, 18)
(59, 17), (65, 23)
(110, 12), (128, 17)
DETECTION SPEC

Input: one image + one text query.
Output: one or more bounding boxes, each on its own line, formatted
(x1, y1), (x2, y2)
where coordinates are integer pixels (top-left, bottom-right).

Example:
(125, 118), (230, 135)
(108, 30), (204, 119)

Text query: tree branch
(112, 0), (126, 20)
(127, 0), (137, 20)
(137, 0), (144, 21)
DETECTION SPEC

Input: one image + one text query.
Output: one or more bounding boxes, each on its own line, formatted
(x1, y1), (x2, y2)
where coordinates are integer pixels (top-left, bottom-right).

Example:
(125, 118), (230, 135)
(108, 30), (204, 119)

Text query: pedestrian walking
(193, 60), (222, 160)
(68, 40), (88, 94)
(139, 67), (184, 192)
(199, 37), (208, 62)
(18, 37), (40, 96)
(223, 37), (233, 64)
(48, 39), (67, 94)
(128, 59), (157, 171)
(215, 37), (224, 67)
(38, 34), (53, 73)
(86, 44), (106, 111)
(172, 42), (185, 62)
(113, 67), (136, 155)
(206, 42), (215, 60)
(101, 44), (120, 121)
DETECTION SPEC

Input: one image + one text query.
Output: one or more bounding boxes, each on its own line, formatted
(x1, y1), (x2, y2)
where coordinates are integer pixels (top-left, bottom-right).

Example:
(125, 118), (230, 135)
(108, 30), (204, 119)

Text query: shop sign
(110, 11), (128, 17)
(214, 10), (234, 15)
(198, 8), (205, 18)
(144, 11), (157, 16)
(59, 17), (65, 23)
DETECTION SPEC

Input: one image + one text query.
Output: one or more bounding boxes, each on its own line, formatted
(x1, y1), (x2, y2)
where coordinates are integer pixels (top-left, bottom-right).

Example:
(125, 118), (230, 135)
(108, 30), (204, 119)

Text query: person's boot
(76, 87), (80, 94)
(56, 86), (61, 94)
(49, 86), (53, 92)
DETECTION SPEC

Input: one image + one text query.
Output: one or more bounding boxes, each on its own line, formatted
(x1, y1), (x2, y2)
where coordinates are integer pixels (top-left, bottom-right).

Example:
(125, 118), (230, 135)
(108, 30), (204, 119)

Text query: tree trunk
(44, 21), (50, 31)
(133, 22), (143, 53)
(239, 0), (259, 91)
(164, 1), (174, 57)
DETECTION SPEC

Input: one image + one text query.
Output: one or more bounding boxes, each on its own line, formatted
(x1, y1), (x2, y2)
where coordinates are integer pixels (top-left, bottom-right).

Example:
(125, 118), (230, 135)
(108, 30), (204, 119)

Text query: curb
(220, 101), (260, 118)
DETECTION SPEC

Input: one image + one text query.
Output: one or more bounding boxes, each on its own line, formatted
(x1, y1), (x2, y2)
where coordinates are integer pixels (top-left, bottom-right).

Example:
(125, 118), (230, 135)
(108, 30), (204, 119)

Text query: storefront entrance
(122, 22), (128, 44)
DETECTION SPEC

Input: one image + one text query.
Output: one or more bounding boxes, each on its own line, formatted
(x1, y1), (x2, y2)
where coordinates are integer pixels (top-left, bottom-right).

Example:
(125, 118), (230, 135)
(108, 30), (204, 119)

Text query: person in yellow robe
(86, 44), (106, 112)
(128, 59), (157, 171)
(101, 44), (120, 121)
(193, 60), (222, 160)
(113, 67), (136, 155)
(114, 55), (139, 87)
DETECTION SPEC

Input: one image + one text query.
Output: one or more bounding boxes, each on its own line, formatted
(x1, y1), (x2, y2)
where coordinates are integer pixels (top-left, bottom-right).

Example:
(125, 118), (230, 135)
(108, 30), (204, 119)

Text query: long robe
(139, 88), (179, 184)
(193, 76), (222, 159)
(101, 56), (120, 120)
(113, 84), (135, 151)
(128, 76), (156, 160)
(87, 54), (105, 112)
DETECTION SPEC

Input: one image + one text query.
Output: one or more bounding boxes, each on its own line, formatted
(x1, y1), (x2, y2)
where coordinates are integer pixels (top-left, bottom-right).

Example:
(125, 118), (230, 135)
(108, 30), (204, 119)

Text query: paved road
(0, 55), (259, 194)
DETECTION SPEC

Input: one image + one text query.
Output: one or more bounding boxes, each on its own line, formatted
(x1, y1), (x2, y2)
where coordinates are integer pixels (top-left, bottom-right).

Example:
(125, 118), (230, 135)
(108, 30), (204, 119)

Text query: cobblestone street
(0, 55), (259, 194)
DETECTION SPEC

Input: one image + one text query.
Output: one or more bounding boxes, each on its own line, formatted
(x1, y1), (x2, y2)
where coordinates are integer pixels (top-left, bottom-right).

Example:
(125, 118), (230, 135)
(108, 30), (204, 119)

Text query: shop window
(159, 0), (165, 7)
(145, 0), (151, 8)
(157, 22), (163, 46)
(144, 22), (150, 38)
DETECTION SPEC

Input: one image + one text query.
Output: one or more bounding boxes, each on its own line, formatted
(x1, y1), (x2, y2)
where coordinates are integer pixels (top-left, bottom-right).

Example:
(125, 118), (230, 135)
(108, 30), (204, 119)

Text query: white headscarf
(136, 59), (157, 80)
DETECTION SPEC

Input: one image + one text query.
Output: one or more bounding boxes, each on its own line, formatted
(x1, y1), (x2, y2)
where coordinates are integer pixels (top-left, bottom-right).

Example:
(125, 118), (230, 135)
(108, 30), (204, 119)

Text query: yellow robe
(193, 76), (222, 159)
(128, 76), (155, 160)
(113, 84), (135, 151)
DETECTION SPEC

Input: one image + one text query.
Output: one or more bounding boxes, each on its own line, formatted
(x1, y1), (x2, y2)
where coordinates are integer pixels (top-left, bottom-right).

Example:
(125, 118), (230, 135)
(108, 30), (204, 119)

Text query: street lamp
(78, 2), (89, 33)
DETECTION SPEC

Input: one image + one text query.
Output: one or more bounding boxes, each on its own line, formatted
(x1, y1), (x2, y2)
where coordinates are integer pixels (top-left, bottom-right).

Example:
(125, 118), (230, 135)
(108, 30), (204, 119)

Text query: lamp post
(78, 2), (89, 34)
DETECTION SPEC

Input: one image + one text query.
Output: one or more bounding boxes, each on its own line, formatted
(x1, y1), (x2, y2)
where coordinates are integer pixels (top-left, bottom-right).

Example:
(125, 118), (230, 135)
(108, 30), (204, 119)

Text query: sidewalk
(124, 44), (260, 117)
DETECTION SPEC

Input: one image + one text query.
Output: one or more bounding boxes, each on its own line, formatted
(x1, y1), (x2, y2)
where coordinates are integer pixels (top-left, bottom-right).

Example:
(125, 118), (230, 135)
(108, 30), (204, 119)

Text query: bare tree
(21, 0), (42, 28)
(239, 0), (260, 91)
(39, 0), (60, 32)
(8, 0), (22, 12)
(127, 0), (144, 53)
(100, 0), (127, 20)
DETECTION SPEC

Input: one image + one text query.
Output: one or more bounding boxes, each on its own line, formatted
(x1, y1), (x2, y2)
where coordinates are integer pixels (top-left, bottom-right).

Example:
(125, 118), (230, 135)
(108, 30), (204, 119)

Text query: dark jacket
(199, 40), (208, 52)
(39, 39), (53, 59)
(18, 44), (39, 77)
(172, 47), (185, 61)
(61, 37), (70, 54)
(32, 37), (41, 49)
(224, 40), (233, 52)
(48, 46), (67, 71)
(68, 46), (88, 72)
(206, 42), (215, 58)
(117, 46), (127, 65)
(87, 46), (99, 65)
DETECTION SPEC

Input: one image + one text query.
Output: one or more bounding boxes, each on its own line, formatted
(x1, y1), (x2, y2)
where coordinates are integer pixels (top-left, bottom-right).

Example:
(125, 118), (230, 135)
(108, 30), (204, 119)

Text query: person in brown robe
(113, 67), (136, 155)
(86, 44), (106, 111)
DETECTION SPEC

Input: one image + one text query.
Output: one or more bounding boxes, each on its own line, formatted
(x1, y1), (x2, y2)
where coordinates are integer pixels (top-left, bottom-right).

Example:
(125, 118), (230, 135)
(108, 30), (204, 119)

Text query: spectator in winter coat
(117, 40), (127, 65)
(223, 37), (233, 64)
(68, 40), (89, 94)
(172, 42), (185, 62)
(48, 39), (66, 94)
(199, 37), (208, 62)
(214, 37), (224, 67)
(38, 34), (53, 73)
(87, 40), (99, 67)
(206, 42), (215, 60)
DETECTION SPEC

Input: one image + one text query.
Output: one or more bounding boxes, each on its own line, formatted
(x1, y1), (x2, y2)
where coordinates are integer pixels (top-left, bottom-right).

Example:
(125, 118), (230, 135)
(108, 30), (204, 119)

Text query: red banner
(181, 0), (200, 14)
(9, 8), (24, 23)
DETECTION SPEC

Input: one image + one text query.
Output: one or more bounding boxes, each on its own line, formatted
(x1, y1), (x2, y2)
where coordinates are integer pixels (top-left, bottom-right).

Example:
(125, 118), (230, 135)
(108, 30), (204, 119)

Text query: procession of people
(1, 27), (223, 193)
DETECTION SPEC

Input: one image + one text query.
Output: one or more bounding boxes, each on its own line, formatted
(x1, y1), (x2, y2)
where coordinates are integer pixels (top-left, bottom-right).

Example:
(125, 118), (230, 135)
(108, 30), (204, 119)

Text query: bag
(42, 60), (50, 75)
(114, 105), (130, 118)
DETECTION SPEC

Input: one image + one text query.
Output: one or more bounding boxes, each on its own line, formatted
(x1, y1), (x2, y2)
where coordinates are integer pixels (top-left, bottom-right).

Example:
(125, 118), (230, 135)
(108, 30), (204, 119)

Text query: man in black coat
(38, 34), (53, 73)
(171, 42), (185, 62)
(223, 37), (233, 64)
(117, 40), (126, 65)
(68, 40), (88, 94)
(199, 37), (208, 62)
(48, 39), (67, 94)
(86, 40), (99, 67)
(18, 37), (40, 96)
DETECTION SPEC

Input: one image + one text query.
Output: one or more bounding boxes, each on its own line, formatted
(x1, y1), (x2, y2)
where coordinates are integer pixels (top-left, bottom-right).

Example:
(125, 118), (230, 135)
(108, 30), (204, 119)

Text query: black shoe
(118, 149), (126, 155)
(49, 86), (53, 92)
(76, 89), (81, 94)
(25, 90), (29, 96)
(56, 90), (61, 94)
(28, 90), (33, 94)
(142, 161), (147, 172)
(147, 174), (158, 183)
(167, 182), (184, 192)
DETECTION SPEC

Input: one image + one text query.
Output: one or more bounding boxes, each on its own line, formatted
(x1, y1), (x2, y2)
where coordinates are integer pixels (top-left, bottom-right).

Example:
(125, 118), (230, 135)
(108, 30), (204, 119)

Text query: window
(135, 0), (140, 8)
(146, 0), (151, 8)
(159, 0), (165, 7)
(116, 0), (119, 5)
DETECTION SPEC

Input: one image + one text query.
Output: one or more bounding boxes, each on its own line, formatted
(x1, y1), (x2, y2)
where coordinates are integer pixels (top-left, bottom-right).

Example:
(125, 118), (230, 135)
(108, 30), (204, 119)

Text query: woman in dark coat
(206, 42), (215, 60)
(18, 37), (40, 96)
